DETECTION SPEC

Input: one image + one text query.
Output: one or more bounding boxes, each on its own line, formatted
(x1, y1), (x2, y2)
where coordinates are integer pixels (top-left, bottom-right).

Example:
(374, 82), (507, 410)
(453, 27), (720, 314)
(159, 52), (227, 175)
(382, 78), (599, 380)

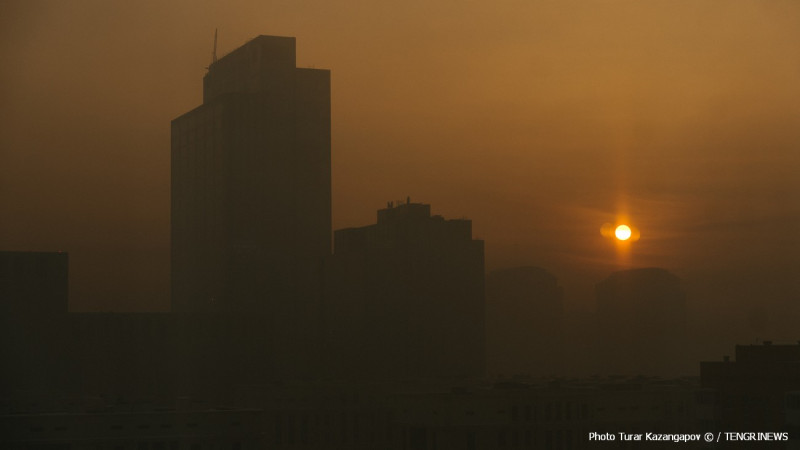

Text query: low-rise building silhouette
(701, 342), (800, 442)
(1, 399), (264, 450)
(1, 251), (68, 315)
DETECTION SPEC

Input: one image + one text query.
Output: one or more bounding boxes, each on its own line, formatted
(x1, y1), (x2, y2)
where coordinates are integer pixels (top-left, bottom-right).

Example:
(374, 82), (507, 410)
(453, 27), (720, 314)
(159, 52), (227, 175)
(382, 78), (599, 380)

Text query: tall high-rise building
(171, 35), (331, 314)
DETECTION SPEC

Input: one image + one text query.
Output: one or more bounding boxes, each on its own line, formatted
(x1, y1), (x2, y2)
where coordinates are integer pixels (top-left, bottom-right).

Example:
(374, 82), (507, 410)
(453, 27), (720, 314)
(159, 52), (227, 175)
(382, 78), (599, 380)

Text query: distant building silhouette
(1, 400), (264, 449)
(0, 251), (68, 315)
(324, 200), (485, 379)
(485, 266), (564, 376)
(171, 35), (331, 314)
(233, 376), (700, 450)
(1, 252), (70, 398)
(701, 342), (800, 438)
(595, 268), (688, 375)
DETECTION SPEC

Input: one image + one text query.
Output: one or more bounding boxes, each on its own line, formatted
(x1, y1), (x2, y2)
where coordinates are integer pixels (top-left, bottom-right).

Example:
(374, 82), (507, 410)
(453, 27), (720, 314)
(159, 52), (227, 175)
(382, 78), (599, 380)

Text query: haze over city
(3, 0), (800, 359)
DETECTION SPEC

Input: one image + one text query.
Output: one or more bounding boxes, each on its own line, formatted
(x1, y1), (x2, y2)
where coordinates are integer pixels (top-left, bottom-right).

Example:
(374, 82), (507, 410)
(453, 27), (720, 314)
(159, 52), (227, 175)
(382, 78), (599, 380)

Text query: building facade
(0, 251), (68, 315)
(701, 342), (800, 445)
(171, 35), (331, 315)
(324, 200), (485, 380)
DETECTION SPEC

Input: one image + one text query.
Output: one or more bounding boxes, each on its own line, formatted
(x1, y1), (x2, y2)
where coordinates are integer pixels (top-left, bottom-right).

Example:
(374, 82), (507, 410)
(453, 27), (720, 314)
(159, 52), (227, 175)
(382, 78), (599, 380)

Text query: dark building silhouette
(5, 38), (499, 415)
(232, 376), (700, 450)
(701, 342), (800, 443)
(1, 252), (70, 399)
(1, 400), (265, 450)
(1, 251), (68, 315)
(485, 266), (564, 377)
(324, 200), (485, 379)
(595, 268), (688, 375)
(171, 35), (331, 314)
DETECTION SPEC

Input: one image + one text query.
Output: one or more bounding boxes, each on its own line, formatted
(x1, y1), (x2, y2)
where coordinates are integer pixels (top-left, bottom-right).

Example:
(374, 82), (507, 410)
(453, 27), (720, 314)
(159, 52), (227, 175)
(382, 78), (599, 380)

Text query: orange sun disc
(615, 225), (632, 241)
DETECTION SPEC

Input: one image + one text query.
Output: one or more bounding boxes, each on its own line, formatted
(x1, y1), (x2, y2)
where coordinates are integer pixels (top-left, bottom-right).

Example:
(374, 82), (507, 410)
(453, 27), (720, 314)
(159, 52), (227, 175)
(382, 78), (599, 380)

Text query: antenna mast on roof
(212, 28), (218, 65)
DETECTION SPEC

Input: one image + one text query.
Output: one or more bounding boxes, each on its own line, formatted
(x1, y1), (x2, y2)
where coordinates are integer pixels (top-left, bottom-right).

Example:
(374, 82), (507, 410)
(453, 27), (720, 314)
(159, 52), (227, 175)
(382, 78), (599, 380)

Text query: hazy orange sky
(2, 1), (799, 342)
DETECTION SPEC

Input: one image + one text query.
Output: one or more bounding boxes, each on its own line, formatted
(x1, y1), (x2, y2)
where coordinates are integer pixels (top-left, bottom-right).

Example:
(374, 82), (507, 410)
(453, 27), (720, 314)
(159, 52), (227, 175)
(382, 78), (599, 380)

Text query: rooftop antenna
(212, 28), (218, 65)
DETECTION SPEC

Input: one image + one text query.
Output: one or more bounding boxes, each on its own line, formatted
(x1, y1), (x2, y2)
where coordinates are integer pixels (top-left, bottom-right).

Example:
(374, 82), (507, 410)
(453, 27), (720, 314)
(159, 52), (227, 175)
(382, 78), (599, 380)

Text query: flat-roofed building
(324, 200), (485, 380)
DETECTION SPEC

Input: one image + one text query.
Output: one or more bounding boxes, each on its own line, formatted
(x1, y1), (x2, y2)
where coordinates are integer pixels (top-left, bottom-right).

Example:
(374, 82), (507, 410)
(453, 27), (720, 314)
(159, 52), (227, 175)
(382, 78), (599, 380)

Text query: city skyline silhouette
(3, 2), (799, 358)
(2, 3), (800, 447)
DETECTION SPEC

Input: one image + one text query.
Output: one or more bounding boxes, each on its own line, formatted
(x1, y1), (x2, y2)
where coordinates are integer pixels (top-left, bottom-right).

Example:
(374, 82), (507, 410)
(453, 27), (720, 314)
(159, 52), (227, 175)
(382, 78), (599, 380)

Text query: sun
(600, 222), (640, 242)
(615, 225), (632, 241)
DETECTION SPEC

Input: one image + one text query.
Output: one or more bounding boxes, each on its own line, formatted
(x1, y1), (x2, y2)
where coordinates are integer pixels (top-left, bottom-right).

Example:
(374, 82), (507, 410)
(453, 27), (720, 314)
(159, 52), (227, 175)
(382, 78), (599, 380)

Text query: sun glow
(615, 225), (632, 241)
(600, 222), (640, 242)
